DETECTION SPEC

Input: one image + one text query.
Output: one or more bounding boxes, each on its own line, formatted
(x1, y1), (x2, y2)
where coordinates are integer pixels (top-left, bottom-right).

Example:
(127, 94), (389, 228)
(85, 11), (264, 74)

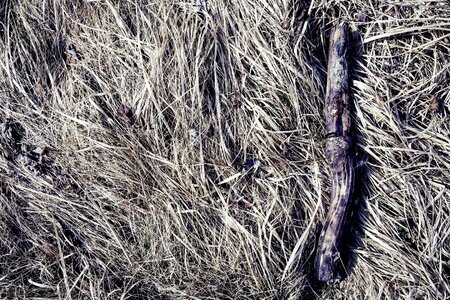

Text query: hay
(0, 0), (449, 299)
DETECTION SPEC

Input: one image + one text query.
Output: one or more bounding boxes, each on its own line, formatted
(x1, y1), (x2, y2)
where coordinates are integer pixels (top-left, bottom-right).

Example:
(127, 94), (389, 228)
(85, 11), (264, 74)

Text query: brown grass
(0, 0), (449, 299)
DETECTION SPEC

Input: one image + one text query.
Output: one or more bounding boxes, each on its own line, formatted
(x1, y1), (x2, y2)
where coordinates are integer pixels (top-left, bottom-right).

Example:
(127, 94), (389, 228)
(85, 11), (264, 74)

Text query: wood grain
(315, 24), (355, 283)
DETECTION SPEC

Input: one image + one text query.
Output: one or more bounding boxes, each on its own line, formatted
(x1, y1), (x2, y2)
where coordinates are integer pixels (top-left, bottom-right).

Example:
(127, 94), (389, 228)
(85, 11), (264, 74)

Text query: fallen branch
(315, 24), (355, 283)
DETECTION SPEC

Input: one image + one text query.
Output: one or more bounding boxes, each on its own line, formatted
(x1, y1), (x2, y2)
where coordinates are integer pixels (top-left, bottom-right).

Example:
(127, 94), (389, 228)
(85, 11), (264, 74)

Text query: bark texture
(315, 24), (355, 283)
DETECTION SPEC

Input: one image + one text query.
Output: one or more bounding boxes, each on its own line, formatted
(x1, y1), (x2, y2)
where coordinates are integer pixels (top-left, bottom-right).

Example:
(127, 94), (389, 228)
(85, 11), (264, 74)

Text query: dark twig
(315, 24), (355, 283)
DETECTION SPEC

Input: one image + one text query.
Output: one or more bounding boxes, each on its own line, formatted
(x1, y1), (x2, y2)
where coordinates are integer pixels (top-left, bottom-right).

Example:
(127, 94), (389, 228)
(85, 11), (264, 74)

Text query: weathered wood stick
(315, 24), (355, 283)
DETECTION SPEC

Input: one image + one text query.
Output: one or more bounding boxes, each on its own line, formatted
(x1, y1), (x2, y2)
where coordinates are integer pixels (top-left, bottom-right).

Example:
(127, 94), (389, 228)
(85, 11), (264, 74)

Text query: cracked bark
(315, 24), (355, 283)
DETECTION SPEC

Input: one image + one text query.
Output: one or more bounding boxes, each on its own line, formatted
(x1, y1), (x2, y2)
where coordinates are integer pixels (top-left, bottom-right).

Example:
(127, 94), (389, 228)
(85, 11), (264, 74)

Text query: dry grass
(0, 0), (449, 299)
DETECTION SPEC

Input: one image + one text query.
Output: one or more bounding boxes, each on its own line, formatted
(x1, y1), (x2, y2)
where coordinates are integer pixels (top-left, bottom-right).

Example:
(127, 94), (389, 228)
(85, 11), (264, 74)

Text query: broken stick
(315, 24), (355, 283)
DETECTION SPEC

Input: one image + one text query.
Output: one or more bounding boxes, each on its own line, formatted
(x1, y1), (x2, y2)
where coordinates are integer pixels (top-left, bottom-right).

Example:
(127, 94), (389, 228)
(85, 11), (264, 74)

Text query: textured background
(0, 0), (449, 299)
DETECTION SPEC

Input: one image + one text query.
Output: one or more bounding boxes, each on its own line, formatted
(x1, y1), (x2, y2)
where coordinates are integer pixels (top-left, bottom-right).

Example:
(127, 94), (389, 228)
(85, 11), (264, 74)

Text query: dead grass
(0, 0), (449, 299)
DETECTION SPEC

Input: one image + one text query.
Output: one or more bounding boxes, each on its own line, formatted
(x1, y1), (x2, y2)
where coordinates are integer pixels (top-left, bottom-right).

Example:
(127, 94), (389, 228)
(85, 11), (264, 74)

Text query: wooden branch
(315, 24), (355, 283)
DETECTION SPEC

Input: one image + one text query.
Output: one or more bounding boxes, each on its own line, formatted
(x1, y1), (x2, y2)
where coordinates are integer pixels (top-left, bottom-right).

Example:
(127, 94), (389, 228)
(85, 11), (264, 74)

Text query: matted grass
(0, 0), (449, 299)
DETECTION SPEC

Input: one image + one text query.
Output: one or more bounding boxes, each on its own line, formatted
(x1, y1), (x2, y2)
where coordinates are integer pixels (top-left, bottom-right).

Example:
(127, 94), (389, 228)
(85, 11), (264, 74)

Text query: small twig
(314, 23), (355, 283)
